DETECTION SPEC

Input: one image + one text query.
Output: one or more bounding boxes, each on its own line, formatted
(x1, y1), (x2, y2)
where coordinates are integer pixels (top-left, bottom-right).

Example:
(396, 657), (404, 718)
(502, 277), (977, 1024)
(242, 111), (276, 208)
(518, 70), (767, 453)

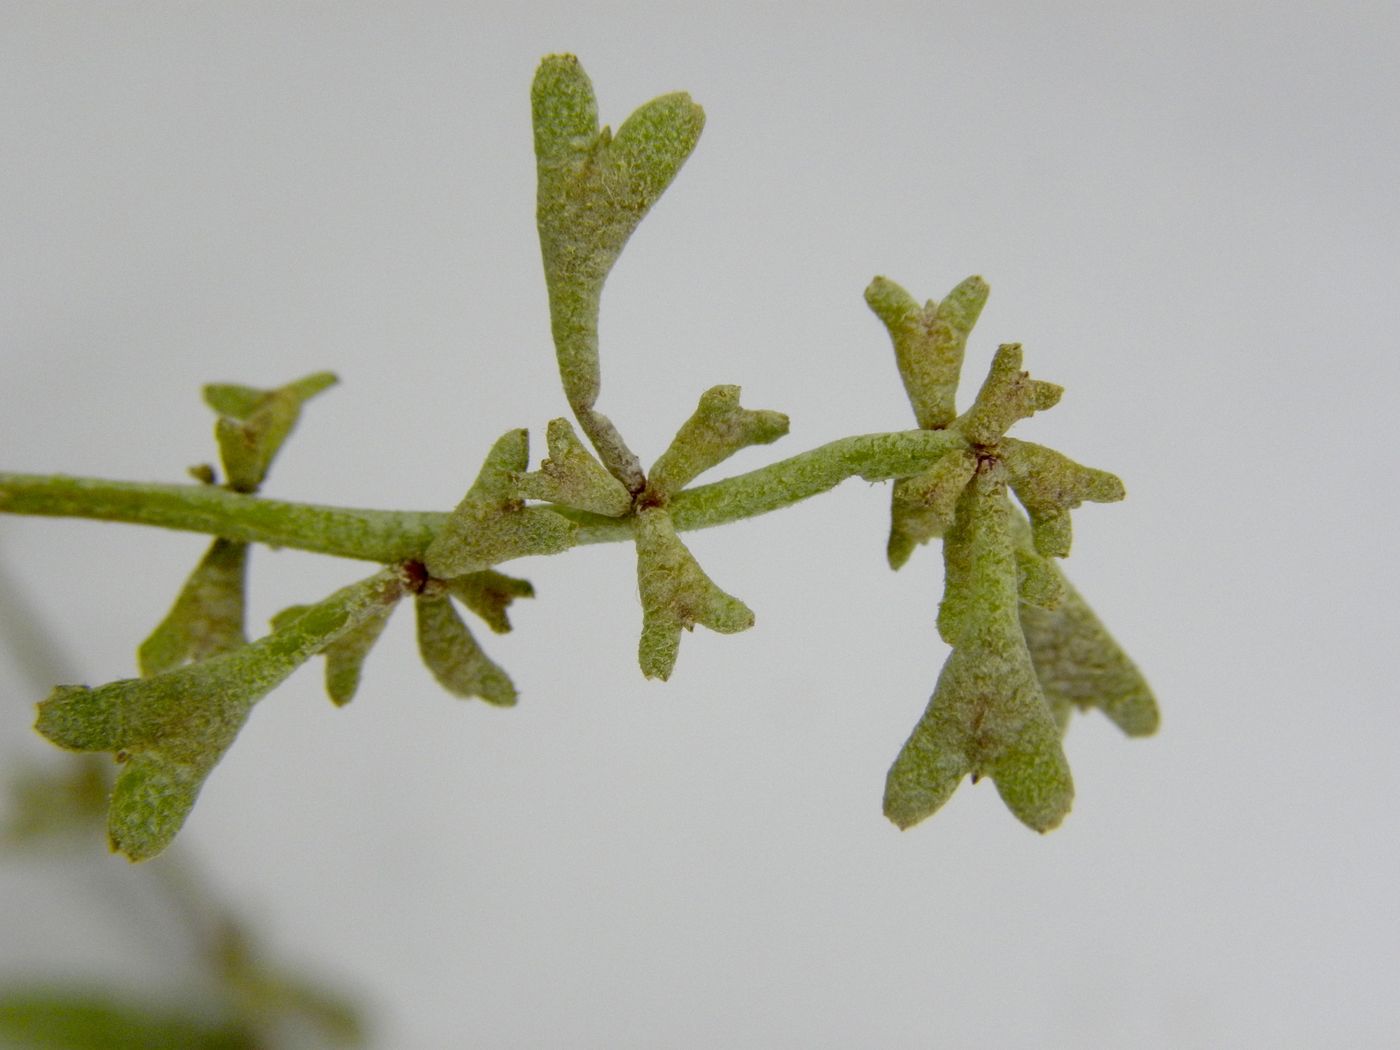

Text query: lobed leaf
(35, 568), (405, 860)
(865, 274), (989, 429)
(205, 372), (337, 493)
(633, 507), (753, 680)
(886, 462), (1072, 832)
(648, 385), (789, 498)
(532, 54), (704, 490)
(954, 344), (1062, 447)
(424, 429), (577, 578)
(515, 417), (633, 516)
(1001, 437), (1125, 558)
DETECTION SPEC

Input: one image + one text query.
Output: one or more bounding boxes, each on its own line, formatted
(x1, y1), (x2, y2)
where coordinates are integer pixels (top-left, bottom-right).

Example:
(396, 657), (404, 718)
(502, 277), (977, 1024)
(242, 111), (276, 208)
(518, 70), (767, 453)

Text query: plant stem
(0, 430), (965, 566)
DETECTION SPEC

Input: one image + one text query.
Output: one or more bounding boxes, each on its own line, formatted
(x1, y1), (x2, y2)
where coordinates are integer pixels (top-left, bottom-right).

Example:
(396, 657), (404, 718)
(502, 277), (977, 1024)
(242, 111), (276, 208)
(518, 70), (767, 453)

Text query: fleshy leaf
(1017, 560), (1159, 737)
(883, 631), (1073, 832)
(954, 344), (1063, 446)
(885, 463), (1072, 832)
(633, 506), (753, 680)
(413, 593), (516, 706)
(515, 417), (633, 516)
(533, 54), (705, 489)
(423, 429), (577, 578)
(865, 275), (989, 429)
(648, 385), (789, 498)
(444, 570), (535, 634)
(1001, 437), (1125, 558)
(274, 600), (396, 707)
(205, 372), (337, 493)
(35, 568), (405, 860)
(885, 447), (977, 570)
(138, 538), (249, 676)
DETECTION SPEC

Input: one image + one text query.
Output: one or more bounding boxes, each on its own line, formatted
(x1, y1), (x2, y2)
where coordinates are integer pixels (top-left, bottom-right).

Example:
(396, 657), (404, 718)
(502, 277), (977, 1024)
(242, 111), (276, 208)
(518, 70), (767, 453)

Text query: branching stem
(0, 429), (966, 566)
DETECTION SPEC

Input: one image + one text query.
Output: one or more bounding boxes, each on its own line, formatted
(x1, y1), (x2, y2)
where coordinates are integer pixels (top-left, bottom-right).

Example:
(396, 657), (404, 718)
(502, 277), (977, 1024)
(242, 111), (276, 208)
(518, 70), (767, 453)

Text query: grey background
(2, 2), (1398, 1047)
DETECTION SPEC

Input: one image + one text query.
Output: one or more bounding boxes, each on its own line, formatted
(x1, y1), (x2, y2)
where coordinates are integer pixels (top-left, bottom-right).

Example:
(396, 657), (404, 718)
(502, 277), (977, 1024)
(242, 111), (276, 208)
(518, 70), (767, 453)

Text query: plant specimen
(0, 54), (1157, 865)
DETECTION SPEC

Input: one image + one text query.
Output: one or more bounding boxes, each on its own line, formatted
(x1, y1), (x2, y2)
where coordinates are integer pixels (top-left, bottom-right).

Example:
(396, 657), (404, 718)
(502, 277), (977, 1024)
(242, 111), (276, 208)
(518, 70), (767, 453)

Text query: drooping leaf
(423, 429), (576, 578)
(1012, 515), (1159, 737)
(633, 506), (753, 681)
(413, 593), (516, 706)
(138, 539), (249, 677)
(35, 568), (406, 860)
(885, 447), (977, 570)
(864, 274), (989, 429)
(1001, 437), (1125, 558)
(444, 570), (534, 634)
(885, 463), (1072, 832)
(272, 600), (395, 707)
(648, 385), (789, 498)
(514, 417), (633, 516)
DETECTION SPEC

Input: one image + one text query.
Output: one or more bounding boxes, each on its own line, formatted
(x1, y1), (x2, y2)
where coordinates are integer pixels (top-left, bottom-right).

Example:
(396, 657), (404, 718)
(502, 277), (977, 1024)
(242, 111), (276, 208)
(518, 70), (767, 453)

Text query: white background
(2, 3), (1398, 1047)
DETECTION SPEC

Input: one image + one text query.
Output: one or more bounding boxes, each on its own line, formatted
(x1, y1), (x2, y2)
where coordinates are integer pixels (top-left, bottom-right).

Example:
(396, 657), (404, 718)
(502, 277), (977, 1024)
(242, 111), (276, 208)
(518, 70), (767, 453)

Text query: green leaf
(633, 507), (753, 681)
(953, 344), (1062, 447)
(423, 429), (577, 578)
(885, 447), (977, 570)
(886, 463), (1072, 832)
(0, 989), (252, 1050)
(648, 385), (789, 498)
(414, 593), (516, 706)
(444, 570), (535, 634)
(204, 372), (337, 493)
(1001, 438), (1125, 558)
(865, 274), (989, 429)
(532, 54), (705, 490)
(515, 417), (633, 516)
(274, 600), (396, 707)
(35, 568), (406, 860)
(1015, 546), (1159, 737)
(138, 539), (249, 677)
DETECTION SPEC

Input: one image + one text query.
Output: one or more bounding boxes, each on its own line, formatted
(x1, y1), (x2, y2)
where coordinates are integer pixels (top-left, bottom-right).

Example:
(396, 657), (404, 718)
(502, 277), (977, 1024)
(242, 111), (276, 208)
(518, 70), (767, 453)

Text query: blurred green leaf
(35, 568), (406, 860)
(204, 372), (337, 493)
(138, 539), (249, 677)
(444, 570), (534, 635)
(0, 989), (251, 1050)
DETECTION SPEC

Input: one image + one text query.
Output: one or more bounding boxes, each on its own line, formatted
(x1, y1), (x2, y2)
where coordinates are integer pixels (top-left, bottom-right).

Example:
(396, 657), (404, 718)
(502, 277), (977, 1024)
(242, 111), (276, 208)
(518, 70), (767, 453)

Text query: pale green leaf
(515, 417), (633, 516)
(648, 385), (789, 498)
(633, 507), (753, 680)
(444, 570), (534, 634)
(138, 539), (249, 676)
(865, 274), (989, 429)
(413, 594), (516, 706)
